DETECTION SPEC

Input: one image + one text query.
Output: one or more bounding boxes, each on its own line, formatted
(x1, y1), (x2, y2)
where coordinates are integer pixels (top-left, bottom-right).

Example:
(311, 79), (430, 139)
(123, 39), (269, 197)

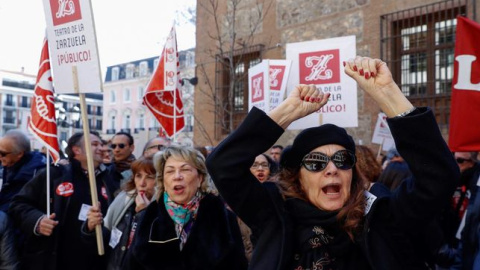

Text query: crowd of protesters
(0, 56), (477, 270)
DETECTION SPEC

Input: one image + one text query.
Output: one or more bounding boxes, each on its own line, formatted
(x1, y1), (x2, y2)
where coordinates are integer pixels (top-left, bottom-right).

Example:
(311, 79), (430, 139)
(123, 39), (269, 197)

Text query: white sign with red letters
(286, 35), (357, 129)
(42, 0), (102, 93)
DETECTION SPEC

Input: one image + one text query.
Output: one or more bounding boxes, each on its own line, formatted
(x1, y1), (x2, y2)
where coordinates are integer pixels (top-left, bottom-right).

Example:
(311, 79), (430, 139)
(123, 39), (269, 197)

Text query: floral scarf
(164, 191), (203, 250)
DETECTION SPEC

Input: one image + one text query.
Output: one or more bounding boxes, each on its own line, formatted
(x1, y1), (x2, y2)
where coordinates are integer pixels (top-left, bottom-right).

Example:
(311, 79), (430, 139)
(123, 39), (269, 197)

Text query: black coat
(124, 193), (248, 270)
(206, 107), (459, 270)
(8, 160), (120, 270)
(0, 152), (45, 212)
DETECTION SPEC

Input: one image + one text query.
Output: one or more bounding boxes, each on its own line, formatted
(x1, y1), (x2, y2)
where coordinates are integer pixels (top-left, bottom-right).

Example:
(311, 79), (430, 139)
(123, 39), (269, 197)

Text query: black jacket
(8, 160), (120, 270)
(124, 193), (248, 270)
(0, 152), (45, 212)
(0, 211), (17, 270)
(206, 107), (459, 270)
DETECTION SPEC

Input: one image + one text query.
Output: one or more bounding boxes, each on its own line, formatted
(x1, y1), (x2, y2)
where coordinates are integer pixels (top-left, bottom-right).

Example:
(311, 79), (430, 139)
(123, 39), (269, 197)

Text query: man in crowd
(448, 152), (480, 269)
(110, 132), (136, 182)
(9, 131), (120, 270)
(269, 145), (283, 163)
(142, 136), (170, 158)
(0, 129), (46, 212)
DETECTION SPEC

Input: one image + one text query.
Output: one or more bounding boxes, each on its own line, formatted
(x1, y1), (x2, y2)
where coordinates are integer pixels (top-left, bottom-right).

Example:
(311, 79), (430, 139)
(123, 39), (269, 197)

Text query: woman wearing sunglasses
(206, 56), (459, 269)
(123, 145), (247, 270)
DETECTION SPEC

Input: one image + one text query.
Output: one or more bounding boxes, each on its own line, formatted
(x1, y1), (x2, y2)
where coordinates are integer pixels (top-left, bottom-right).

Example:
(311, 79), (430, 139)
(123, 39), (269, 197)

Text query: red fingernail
(300, 96), (304, 100)
(365, 72), (370, 79)
(359, 69), (364, 76)
(305, 96), (310, 102)
(343, 61), (346, 67)
(353, 66), (358, 71)
(371, 72), (375, 77)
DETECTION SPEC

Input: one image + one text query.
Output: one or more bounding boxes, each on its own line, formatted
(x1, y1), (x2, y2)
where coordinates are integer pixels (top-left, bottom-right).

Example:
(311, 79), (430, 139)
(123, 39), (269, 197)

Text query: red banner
(28, 37), (60, 163)
(449, 16), (480, 151)
(143, 26), (185, 138)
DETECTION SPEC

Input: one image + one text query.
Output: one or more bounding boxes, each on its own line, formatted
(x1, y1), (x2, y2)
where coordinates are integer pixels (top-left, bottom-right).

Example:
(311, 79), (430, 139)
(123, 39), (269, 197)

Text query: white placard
(248, 61), (269, 112)
(372, 112), (395, 151)
(286, 35), (357, 129)
(268, 60), (291, 111)
(42, 0), (102, 94)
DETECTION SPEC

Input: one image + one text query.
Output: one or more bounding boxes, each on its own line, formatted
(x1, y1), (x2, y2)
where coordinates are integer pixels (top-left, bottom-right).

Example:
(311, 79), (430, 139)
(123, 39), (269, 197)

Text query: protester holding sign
(84, 156), (157, 270)
(9, 132), (120, 270)
(206, 56), (459, 269)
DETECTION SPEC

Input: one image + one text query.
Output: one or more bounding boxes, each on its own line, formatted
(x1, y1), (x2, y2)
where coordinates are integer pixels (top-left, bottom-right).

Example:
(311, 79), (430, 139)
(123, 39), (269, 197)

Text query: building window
(215, 45), (263, 135)
(139, 61), (148, 77)
(96, 119), (102, 130)
(20, 96), (30, 108)
(110, 115), (115, 129)
(125, 115), (131, 129)
(139, 114), (145, 129)
(5, 94), (14, 106)
(138, 86), (145, 101)
(124, 88), (131, 102)
(110, 91), (116, 103)
(380, 0), (467, 129)
(126, 64), (135, 79)
(112, 67), (120, 81)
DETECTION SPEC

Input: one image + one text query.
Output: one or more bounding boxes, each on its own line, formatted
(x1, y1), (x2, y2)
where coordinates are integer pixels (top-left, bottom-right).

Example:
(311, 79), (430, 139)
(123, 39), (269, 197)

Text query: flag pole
(72, 66), (105, 255)
(46, 153), (50, 217)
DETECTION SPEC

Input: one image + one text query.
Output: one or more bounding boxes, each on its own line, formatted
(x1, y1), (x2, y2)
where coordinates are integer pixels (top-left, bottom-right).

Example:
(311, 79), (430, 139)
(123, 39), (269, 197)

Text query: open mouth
(173, 185), (185, 193)
(322, 183), (341, 195)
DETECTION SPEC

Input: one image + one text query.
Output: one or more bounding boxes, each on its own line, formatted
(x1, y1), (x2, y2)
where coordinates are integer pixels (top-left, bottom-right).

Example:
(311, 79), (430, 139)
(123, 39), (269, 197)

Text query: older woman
(124, 145), (247, 270)
(206, 56), (459, 269)
(86, 156), (157, 270)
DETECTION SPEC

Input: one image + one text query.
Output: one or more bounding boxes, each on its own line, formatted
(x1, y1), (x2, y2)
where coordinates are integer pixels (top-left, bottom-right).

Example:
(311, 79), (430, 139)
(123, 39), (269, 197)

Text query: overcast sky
(0, 0), (196, 76)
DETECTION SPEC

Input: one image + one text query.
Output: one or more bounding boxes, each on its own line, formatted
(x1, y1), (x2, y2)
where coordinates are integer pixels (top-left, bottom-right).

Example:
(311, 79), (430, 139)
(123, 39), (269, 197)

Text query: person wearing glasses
(85, 156), (157, 270)
(448, 152), (480, 269)
(0, 129), (46, 212)
(111, 132), (136, 184)
(250, 154), (278, 183)
(123, 145), (247, 270)
(206, 56), (459, 269)
(142, 137), (170, 158)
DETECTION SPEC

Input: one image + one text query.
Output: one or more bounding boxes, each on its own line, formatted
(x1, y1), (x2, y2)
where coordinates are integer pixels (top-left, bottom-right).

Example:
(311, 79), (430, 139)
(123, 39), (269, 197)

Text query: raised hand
(268, 84), (330, 129)
(344, 56), (413, 118)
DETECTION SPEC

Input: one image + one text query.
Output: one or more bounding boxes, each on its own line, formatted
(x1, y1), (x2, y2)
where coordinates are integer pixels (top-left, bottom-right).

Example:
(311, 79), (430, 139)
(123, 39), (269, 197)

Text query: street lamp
(180, 77), (198, 86)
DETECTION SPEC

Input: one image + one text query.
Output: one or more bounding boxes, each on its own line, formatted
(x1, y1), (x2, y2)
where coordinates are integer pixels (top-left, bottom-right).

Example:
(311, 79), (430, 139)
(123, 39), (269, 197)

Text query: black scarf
(286, 198), (370, 270)
(114, 154), (136, 173)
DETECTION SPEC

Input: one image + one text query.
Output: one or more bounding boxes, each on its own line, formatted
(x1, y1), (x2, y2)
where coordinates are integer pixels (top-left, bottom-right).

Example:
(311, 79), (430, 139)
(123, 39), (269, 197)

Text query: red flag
(28, 37), (60, 163)
(449, 16), (480, 151)
(143, 26), (185, 138)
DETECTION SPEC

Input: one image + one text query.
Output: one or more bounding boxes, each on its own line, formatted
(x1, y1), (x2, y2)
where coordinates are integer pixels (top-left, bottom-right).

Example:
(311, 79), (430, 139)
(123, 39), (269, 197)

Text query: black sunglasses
(110, 143), (126, 149)
(302, 150), (356, 172)
(147, 144), (165, 151)
(456, 157), (472, 164)
(0, 151), (12, 157)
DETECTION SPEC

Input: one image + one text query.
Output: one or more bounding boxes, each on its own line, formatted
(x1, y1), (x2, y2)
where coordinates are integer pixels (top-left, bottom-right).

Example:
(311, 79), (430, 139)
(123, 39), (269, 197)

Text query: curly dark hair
(276, 166), (366, 240)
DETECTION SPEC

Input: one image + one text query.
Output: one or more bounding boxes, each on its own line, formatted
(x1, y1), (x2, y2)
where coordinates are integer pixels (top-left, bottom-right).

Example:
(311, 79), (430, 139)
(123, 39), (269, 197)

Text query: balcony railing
(106, 129), (116, 134)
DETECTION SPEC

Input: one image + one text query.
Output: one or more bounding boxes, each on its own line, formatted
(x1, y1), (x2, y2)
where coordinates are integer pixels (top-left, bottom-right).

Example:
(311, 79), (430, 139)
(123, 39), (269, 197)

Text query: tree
(194, 0), (275, 146)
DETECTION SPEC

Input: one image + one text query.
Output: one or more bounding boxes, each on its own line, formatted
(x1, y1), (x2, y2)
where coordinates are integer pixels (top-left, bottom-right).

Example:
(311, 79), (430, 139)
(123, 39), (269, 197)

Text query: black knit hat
(283, 124), (355, 169)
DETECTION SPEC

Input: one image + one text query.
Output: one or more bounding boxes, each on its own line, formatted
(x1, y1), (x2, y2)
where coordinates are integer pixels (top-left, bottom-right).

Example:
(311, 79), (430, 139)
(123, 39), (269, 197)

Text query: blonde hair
(152, 145), (216, 200)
